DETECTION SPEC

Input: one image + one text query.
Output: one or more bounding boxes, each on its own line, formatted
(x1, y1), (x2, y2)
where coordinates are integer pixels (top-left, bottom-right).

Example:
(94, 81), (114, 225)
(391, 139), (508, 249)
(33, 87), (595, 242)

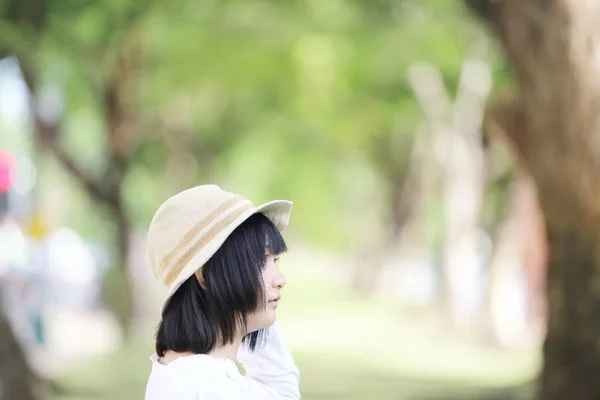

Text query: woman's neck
(208, 335), (243, 361)
(160, 335), (244, 365)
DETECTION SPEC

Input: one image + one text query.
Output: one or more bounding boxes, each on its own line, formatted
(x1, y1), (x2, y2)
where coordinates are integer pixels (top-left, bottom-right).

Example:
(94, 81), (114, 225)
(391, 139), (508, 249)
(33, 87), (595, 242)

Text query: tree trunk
(483, 171), (524, 346)
(409, 59), (491, 329)
(483, 168), (547, 347)
(17, 44), (139, 338)
(520, 169), (547, 336)
(0, 306), (42, 400)
(474, 1), (600, 398)
(540, 227), (600, 399)
(100, 197), (135, 341)
(351, 183), (414, 295)
(114, 203), (134, 337)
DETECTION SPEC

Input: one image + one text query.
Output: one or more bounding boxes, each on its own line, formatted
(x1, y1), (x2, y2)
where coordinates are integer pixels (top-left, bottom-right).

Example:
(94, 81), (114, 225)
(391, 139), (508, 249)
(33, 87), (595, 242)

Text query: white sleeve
(236, 324), (301, 399)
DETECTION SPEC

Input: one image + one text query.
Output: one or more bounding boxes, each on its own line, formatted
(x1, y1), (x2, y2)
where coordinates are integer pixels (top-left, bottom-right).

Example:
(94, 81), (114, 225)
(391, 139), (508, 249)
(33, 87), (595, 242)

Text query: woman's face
(246, 252), (286, 333)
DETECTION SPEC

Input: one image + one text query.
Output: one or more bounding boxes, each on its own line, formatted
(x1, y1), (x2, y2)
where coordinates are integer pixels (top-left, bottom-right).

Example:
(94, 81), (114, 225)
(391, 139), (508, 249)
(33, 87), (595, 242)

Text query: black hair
(155, 212), (287, 357)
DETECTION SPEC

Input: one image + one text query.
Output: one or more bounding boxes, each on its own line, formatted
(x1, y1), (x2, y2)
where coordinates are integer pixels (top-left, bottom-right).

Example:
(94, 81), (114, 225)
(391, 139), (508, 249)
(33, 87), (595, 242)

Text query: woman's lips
(268, 296), (281, 307)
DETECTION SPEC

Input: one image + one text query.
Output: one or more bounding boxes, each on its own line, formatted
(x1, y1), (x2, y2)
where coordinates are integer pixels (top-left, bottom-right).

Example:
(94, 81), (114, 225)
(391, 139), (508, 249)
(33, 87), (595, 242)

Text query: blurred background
(0, 0), (556, 399)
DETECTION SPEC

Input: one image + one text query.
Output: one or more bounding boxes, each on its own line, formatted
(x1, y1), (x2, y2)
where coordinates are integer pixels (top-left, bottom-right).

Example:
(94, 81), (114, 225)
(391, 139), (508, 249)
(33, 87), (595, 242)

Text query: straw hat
(147, 184), (293, 312)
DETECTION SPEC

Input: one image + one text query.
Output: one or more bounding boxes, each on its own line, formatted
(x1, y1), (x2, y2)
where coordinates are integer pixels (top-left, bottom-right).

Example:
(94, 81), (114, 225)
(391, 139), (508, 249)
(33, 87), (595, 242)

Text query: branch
(104, 71), (129, 173)
(408, 62), (453, 128)
(103, 40), (144, 175)
(486, 92), (529, 170)
(407, 62), (455, 167)
(453, 58), (492, 140)
(38, 120), (119, 207)
(17, 53), (36, 92)
(463, 0), (501, 33)
(18, 56), (120, 209)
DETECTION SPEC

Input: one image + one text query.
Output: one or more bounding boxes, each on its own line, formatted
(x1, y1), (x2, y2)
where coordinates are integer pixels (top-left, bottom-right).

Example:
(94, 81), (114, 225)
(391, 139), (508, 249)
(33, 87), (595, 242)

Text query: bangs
(261, 215), (288, 256)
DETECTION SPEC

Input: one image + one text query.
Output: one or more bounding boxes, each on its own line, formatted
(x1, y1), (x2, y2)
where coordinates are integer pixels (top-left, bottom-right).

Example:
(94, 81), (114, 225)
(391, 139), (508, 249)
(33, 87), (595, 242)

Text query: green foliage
(0, 0), (511, 249)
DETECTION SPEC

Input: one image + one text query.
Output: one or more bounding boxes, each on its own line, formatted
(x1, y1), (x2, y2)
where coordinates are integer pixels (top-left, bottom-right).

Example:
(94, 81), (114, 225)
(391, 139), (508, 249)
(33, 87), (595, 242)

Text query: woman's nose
(273, 269), (287, 289)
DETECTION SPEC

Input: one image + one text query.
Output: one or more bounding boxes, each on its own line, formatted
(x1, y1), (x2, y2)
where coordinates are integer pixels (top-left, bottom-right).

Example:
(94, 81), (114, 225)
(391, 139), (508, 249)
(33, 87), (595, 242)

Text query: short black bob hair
(155, 212), (287, 357)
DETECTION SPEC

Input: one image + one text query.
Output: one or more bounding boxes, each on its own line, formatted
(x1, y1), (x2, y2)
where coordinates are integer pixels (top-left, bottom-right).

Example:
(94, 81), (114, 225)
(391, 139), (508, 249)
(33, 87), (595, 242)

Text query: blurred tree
(409, 58), (492, 329)
(483, 109), (547, 347)
(0, 4), (508, 393)
(0, 0), (156, 337)
(0, 310), (43, 400)
(467, 0), (600, 398)
(0, 5), (46, 397)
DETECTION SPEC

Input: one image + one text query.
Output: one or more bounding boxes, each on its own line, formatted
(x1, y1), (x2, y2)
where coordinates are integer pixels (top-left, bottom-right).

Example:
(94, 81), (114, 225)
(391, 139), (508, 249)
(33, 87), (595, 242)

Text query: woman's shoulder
(146, 353), (247, 398)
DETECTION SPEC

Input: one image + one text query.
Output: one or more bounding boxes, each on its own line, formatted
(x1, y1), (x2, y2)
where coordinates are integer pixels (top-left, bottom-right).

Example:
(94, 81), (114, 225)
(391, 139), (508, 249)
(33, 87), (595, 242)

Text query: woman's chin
(248, 311), (277, 332)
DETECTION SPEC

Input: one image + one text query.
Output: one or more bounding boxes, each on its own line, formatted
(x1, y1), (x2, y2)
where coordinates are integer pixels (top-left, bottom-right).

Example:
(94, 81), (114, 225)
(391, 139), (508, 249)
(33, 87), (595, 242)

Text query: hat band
(159, 195), (245, 271)
(162, 202), (255, 286)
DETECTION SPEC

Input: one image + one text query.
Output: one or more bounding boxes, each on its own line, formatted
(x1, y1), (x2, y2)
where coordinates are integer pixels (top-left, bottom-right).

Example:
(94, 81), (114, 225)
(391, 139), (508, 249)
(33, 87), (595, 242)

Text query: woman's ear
(195, 269), (206, 289)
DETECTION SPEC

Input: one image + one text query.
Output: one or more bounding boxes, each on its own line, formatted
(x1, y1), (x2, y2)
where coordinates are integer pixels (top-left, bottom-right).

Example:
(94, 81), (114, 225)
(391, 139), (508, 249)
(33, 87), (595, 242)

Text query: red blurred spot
(0, 150), (17, 193)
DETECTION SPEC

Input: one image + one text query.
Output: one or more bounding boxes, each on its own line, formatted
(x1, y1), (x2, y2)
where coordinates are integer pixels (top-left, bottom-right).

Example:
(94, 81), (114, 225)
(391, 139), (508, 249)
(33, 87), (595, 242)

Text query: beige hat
(147, 184), (293, 312)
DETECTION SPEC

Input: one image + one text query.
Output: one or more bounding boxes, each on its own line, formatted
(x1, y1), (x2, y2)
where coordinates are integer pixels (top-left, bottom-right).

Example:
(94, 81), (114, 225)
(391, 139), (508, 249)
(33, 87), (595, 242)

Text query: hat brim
(159, 199), (293, 314)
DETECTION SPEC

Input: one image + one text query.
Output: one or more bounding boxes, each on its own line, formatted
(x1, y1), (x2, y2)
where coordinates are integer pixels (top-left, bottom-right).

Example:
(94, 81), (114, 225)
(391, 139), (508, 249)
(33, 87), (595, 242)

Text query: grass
(52, 345), (535, 400)
(52, 257), (540, 400)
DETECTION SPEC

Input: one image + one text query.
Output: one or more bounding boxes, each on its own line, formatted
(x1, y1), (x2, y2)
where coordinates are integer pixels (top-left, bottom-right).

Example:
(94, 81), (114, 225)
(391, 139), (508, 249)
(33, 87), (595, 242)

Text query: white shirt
(144, 325), (301, 399)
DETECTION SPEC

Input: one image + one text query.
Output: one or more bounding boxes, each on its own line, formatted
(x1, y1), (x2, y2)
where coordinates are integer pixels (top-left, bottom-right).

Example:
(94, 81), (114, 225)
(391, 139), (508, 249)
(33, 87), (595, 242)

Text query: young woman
(144, 184), (300, 399)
